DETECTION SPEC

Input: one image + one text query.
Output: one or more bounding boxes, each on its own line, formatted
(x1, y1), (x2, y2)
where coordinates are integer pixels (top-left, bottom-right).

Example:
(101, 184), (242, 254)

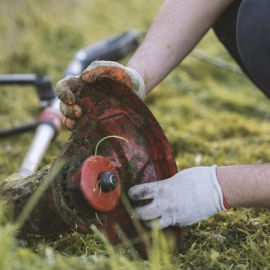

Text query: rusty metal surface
(51, 74), (179, 252)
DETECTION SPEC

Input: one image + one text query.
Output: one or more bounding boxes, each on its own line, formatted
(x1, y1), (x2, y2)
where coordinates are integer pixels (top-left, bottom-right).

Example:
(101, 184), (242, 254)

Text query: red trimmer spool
(78, 155), (121, 212)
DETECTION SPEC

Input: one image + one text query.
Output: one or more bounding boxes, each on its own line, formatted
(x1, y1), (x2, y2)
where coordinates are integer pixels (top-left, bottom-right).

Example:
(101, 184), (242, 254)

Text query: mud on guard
(2, 66), (180, 255)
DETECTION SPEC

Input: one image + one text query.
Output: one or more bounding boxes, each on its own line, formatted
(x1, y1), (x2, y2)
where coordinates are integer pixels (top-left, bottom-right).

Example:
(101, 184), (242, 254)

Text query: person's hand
(55, 61), (145, 129)
(128, 165), (228, 229)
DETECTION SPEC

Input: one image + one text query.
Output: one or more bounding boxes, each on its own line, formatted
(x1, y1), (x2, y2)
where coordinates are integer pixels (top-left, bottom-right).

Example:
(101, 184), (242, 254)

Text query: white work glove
(55, 61), (145, 129)
(128, 165), (228, 229)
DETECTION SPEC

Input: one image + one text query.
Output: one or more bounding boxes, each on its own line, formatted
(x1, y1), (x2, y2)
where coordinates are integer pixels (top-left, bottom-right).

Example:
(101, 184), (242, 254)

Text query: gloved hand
(55, 61), (145, 129)
(128, 165), (228, 229)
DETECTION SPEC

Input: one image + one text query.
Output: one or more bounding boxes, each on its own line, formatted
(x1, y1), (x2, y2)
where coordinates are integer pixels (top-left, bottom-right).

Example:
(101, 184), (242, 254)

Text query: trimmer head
(3, 68), (180, 254)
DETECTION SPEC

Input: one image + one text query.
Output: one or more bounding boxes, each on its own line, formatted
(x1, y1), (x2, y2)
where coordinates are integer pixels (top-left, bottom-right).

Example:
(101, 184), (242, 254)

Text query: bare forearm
(128, 0), (234, 93)
(217, 164), (270, 208)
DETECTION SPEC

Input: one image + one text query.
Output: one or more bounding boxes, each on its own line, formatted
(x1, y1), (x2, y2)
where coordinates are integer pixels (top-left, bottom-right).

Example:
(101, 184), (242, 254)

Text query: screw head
(98, 172), (118, 192)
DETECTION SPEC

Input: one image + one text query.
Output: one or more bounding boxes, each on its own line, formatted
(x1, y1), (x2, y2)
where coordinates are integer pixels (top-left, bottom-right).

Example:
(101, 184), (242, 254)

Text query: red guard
(47, 67), (181, 255)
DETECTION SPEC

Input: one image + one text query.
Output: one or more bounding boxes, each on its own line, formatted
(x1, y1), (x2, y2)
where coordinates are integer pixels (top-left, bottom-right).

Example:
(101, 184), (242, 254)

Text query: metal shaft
(19, 98), (60, 176)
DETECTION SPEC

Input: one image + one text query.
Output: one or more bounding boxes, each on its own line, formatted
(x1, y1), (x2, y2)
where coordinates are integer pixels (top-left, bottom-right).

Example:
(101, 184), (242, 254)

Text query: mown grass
(0, 0), (270, 269)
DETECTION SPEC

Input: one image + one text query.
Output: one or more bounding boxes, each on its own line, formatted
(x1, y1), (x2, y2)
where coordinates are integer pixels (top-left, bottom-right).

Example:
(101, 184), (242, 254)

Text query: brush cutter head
(2, 67), (180, 254)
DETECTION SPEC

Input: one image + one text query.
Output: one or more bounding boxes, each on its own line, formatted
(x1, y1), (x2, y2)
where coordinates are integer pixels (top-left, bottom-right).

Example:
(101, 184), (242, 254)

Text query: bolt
(98, 172), (117, 193)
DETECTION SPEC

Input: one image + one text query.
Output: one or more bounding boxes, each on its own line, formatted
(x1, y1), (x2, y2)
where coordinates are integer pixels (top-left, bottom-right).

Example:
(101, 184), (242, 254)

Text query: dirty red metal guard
(49, 71), (180, 254)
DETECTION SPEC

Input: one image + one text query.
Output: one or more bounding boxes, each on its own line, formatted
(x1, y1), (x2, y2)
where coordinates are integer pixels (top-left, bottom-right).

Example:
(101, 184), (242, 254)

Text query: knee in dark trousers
(213, 0), (270, 99)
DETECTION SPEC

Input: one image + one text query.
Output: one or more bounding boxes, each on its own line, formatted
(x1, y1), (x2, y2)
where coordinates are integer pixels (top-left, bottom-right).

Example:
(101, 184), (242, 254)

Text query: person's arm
(56, 0), (234, 127)
(129, 164), (270, 228)
(218, 163), (270, 208)
(128, 0), (235, 93)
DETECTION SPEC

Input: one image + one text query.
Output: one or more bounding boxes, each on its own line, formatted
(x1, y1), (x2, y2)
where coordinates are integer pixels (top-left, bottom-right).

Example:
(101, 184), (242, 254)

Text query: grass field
(0, 0), (270, 269)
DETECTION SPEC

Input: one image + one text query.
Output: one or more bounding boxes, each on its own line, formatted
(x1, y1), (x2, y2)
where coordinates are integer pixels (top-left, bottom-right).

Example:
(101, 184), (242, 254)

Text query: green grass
(0, 0), (270, 269)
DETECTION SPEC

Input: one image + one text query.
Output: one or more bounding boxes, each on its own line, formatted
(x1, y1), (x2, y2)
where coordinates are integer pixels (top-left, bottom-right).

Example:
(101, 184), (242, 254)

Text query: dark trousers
(213, 0), (270, 99)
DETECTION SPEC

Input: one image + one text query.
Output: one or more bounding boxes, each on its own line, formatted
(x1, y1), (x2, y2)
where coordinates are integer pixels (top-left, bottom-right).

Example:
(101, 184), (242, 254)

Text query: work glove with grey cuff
(128, 165), (228, 229)
(56, 60), (145, 129)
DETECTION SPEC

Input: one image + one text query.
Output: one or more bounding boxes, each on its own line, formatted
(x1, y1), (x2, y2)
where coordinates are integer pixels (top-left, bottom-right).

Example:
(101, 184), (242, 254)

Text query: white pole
(19, 98), (61, 177)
